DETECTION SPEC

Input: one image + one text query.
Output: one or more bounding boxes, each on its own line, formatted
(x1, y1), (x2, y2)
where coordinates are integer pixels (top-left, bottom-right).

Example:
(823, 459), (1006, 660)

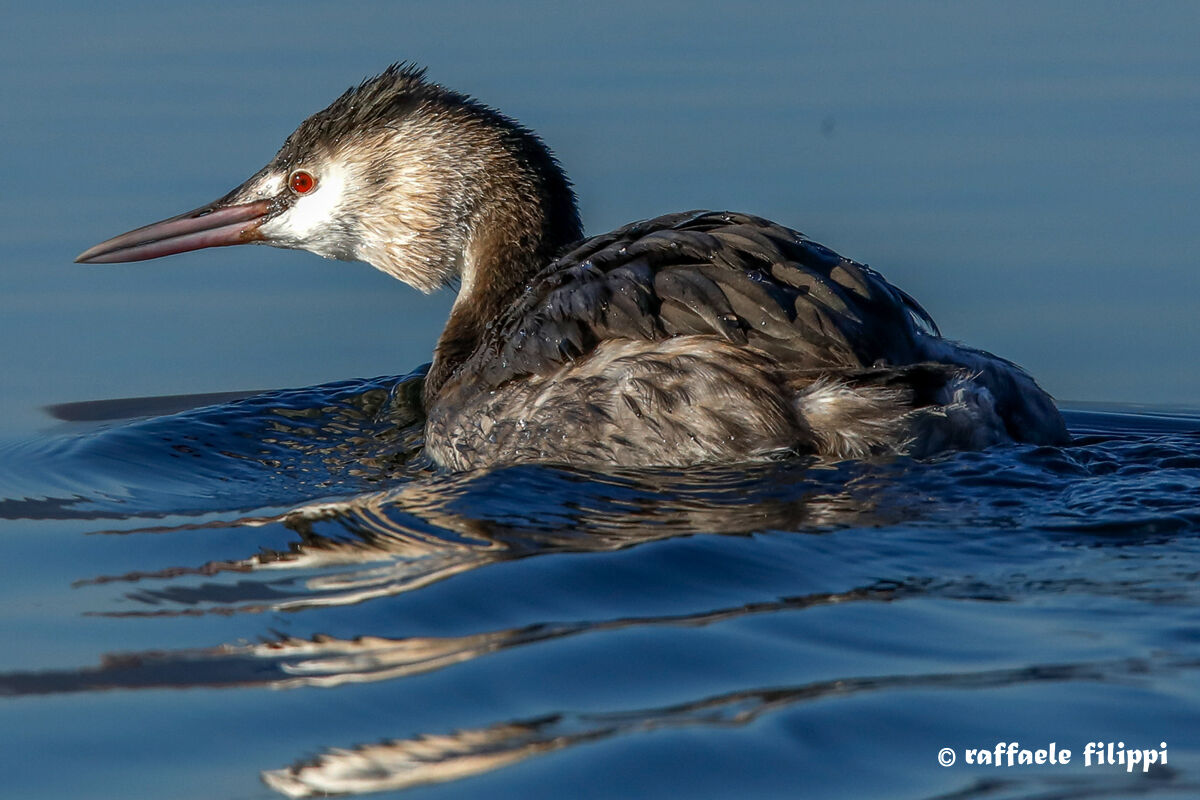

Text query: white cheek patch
(260, 163), (348, 253)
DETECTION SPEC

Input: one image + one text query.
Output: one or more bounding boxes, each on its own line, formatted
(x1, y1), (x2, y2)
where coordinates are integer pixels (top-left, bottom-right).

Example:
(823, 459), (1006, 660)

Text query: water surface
(2, 378), (1199, 798)
(2, 3), (1198, 798)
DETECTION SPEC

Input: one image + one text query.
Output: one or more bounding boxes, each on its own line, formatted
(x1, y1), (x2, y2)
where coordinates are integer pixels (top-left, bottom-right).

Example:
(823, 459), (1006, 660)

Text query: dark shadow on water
(45, 389), (270, 423)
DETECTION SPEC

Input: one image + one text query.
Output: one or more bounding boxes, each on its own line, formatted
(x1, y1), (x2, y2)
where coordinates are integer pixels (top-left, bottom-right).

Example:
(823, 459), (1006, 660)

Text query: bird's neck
(423, 147), (582, 405)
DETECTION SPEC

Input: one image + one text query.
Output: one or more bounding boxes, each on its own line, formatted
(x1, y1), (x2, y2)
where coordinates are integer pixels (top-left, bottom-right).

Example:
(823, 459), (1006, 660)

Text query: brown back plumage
(438, 211), (937, 393)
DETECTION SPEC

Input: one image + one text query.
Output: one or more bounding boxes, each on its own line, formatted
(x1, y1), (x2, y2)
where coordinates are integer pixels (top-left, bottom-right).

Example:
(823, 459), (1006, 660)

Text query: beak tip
(74, 245), (108, 264)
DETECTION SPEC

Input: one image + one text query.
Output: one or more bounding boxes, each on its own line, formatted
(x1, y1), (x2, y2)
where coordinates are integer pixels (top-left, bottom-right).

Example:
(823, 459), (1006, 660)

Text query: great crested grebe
(77, 64), (1069, 470)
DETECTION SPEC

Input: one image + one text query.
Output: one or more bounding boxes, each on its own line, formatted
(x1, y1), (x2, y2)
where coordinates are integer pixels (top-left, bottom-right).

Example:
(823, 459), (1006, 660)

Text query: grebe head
(76, 64), (582, 296)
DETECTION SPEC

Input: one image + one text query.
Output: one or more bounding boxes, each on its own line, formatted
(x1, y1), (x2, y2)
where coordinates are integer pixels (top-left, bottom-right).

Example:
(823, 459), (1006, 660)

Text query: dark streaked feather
(452, 211), (933, 394)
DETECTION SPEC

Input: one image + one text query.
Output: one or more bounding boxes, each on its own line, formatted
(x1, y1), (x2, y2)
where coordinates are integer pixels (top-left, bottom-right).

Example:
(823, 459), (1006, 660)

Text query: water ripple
(2, 386), (1199, 798)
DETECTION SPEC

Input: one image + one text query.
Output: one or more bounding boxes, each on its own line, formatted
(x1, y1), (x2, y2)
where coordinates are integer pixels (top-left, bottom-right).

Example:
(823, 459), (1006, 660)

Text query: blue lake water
(2, 3), (1199, 798)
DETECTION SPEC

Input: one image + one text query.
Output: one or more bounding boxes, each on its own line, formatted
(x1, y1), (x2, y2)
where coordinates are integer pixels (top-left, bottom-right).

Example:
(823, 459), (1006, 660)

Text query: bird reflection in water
(20, 364), (1196, 796)
(5, 456), (930, 794)
(8, 401), (1200, 796)
(259, 655), (1190, 797)
(77, 451), (907, 615)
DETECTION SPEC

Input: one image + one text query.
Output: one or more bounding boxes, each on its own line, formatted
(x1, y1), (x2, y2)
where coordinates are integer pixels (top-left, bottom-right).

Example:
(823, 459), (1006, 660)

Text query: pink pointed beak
(75, 199), (272, 264)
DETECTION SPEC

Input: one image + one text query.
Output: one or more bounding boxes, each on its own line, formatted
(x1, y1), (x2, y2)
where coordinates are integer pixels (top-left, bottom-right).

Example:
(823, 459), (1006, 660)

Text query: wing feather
(457, 211), (933, 393)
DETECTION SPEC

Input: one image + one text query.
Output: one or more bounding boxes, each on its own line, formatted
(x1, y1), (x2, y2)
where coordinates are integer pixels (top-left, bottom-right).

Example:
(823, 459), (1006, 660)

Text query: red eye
(289, 170), (316, 194)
